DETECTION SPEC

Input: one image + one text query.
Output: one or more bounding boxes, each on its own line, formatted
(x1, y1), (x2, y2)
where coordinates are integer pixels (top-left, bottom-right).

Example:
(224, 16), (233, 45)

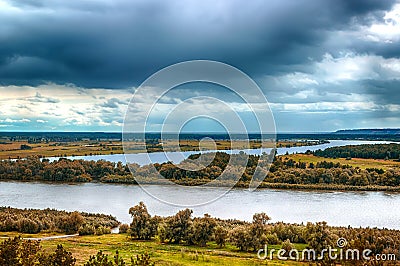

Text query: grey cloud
(363, 79), (400, 105)
(99, 98), (127, 108)
(24, 92), (60, 103)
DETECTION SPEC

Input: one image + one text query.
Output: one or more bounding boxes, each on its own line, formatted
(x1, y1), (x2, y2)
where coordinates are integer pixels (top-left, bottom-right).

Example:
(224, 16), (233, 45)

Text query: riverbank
(100, 177), (400, 192)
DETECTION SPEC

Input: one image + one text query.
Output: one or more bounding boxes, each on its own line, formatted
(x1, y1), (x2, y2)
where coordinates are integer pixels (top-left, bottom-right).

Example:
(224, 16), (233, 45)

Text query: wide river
(49, 140), (400, 165)
(1, 140), (399, 229)
(1, 181), (399, 229)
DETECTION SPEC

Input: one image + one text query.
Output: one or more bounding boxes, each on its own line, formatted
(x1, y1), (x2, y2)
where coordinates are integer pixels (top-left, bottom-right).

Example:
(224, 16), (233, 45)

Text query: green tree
(129, 202), (158, 240)
(229, 225), (251, 251)
(214, 226), (228, 247)
(164, 209), (193, 244)
(39, 244), (76, 266)
(189, 214), (216, 246)
(0, 237), (20, 266)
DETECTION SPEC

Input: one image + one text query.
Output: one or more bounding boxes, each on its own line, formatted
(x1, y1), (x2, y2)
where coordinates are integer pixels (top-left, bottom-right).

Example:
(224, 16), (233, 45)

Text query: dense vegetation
(314, 143), (400, 160)
(0, 157), (129, 182)
(0, 237), (154, 266)
(0, 237), (76, 266)
(0, 207), (119, 235)
(124, 202), (400, 264)
(2, 151), (400, 189)
(1, 203), (399, 264)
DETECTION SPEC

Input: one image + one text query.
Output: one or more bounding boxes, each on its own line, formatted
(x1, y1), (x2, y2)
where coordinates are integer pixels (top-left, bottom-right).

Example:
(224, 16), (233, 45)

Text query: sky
(0, 0), (400, 132)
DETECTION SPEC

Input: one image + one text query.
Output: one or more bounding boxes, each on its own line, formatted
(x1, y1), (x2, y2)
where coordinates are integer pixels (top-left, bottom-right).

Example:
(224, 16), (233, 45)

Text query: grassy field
(0, 139), (321, 160)
(27, 233), (305, 265)
(282, 153), (400, 170)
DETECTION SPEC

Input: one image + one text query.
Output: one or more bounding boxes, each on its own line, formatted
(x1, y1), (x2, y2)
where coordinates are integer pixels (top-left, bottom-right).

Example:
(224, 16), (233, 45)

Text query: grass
(282, 154), (400, 170)
(5, 233), (308, 265)
(0, 231), (66, 239)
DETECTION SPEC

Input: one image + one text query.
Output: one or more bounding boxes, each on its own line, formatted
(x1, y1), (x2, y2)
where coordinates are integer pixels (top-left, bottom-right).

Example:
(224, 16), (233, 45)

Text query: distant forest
(1, 130), (400, 143)
(314, 143), (400, 160)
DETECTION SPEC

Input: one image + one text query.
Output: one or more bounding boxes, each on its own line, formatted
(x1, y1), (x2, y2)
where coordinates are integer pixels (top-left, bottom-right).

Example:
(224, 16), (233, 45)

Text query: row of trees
(2, 151), (400, 188)
(0, 207), (119, 234)
(127, 202), (400, 263)
(314, 143), (400, 160)
(0, 156), (130, 182)
(125, 153), (400, 187)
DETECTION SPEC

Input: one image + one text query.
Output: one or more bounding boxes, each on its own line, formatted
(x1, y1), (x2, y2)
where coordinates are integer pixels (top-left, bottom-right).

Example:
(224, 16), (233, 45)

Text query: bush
(78, 224), (95, 236)
(0, 207), (118, 235)
(95, 226), (111, 236)
(119, 224), (129, 234)
(229, 226), (251, 251)
(39, 244), (76, 266)
(265, 233), (280, 245)
(214, 226), (228, 247)
(84, 250), (154, 266)
(0, 237), (75, 266)
(59, 212), (84, 234)
(189, 214), (216, 246)
(281, 239), (294, 257)
(17, 218), (40, 234)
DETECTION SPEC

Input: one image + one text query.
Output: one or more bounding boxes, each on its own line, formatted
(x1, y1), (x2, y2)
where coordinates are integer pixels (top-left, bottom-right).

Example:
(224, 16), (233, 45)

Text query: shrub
(59, 212), (84, 234)
(214, 226), (228, 247)
(119, 224), (129, 234)
(95, 226), (111, 236)
(78, 224), (95, 236)
(17, 218), (40, 234)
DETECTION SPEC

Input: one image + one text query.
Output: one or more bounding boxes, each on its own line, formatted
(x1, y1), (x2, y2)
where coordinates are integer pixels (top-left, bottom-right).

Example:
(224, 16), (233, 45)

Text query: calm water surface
(0, 181), (399, 229)
(48, 140), (399, 165)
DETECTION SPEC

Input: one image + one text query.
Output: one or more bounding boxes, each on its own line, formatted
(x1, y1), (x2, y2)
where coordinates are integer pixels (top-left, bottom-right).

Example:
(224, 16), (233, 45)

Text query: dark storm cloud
(0, 0), (396, 88)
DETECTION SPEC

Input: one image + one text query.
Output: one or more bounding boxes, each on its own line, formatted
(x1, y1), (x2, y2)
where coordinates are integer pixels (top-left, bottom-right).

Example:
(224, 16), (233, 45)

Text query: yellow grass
(281, 154), (400, 170)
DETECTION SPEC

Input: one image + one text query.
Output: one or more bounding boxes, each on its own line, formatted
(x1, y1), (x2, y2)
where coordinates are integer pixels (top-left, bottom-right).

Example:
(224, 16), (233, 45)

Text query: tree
(19, 240), (41, 266)
(164, 208), (193, 244)
(230, 225), (252, 251)
(214, 226), (228, 247)
(59, 212), (84, 234)
(189, 214), (216, 246)
(281, 239), (294, 257)
(0, 237), (20, 266)
(129, 202), (158, 240)
(39, 245), (76, 266)
(305, 222), (333, 253)
(248, 212), (270, 251)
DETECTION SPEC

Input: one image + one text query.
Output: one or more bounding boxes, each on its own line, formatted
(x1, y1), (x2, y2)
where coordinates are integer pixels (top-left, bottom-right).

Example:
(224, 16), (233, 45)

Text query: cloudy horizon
(1, 0), (400, 133)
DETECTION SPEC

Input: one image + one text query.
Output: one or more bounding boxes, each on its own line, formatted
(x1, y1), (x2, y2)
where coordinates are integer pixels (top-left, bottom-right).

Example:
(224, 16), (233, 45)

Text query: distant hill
(334, 129), (400, 135)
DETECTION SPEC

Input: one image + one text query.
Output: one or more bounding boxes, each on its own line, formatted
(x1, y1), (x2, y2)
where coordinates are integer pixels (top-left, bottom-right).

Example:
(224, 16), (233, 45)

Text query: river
(0, 181), (399, 229)
(48, 140), (398, 165)
(3, 139), (399, 229)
